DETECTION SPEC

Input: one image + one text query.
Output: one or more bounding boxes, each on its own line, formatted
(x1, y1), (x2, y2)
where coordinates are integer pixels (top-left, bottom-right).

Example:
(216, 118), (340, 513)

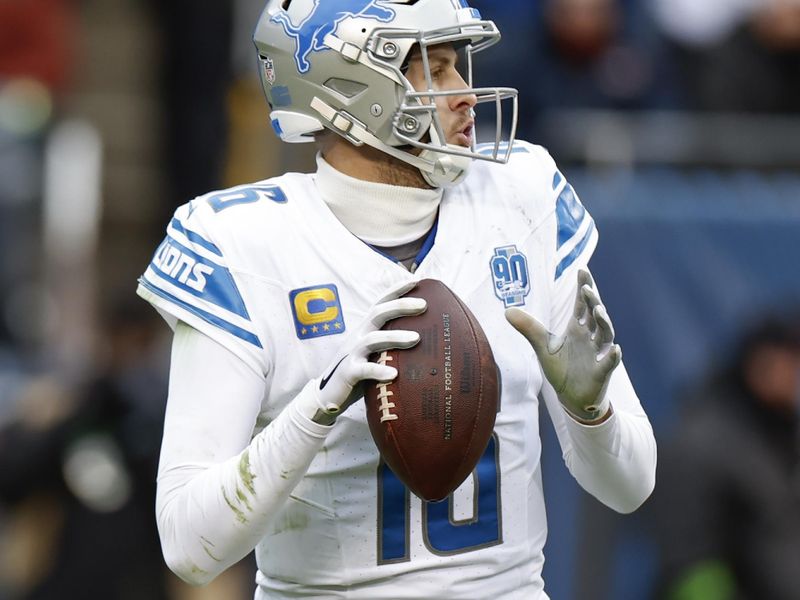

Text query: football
(364, 279), (499, 502)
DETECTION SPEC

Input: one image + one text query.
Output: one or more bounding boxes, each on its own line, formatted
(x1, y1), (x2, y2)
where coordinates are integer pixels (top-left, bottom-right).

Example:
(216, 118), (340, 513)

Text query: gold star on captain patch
(323, 324), (331, 331)
(311, 325), (319, 333)
(334, 323), (342, 329)
(301, 328), (308, 335)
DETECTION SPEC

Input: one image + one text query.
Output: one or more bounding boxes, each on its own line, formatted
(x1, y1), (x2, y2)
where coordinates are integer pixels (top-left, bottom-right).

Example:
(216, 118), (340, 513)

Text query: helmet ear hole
(324, 78), (368, 99)
(400, 43), (418, 76)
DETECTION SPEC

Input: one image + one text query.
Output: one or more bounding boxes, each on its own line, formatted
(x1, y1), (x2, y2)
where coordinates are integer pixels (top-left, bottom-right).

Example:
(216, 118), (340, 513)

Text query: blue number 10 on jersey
(377, 435), (502, 564)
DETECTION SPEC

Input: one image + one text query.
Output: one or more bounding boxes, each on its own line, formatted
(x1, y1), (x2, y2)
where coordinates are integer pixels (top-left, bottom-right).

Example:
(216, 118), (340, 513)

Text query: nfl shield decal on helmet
(491, 245), (530, 308)
(264, 56), (276, 84)
(270, 0), (397, 74)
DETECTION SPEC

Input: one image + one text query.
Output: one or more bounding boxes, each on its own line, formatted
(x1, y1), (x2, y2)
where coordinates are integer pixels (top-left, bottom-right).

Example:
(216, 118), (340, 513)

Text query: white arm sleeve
(541, 362), (657, 514)
(542, 268), (657, 513)
(156, 322), (332, 585)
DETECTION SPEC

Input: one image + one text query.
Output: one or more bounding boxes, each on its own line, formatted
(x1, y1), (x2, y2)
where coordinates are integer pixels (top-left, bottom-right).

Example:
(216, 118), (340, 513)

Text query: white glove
(295, 281), (426, 426)
(505, 269), (621, 423)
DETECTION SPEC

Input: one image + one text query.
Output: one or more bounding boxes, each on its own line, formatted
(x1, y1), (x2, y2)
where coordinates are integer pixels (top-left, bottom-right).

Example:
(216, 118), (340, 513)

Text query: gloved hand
(505, 269), (621, 423)
(295, 281), (426, 426)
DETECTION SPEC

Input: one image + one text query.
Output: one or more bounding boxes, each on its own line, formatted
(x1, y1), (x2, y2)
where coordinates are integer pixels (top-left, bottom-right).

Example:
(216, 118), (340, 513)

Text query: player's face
(404, 44), (478, 148)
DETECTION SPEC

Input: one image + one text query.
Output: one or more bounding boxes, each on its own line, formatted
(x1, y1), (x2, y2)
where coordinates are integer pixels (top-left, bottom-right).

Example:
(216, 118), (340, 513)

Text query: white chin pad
(418, 126), (473, 187)
(419, 148), (473, 188)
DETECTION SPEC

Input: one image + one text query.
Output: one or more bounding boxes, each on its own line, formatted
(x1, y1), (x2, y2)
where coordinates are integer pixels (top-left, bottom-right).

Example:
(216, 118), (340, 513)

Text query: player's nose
(448, 72), (477, 111)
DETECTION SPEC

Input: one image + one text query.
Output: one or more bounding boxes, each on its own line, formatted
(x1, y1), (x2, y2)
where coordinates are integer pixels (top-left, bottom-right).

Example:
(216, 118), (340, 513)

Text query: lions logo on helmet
(271, 0), (396, 74)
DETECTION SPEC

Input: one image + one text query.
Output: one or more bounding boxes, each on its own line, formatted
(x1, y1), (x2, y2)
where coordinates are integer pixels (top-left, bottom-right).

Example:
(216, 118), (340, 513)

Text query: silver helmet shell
(253, 0), (518, 187)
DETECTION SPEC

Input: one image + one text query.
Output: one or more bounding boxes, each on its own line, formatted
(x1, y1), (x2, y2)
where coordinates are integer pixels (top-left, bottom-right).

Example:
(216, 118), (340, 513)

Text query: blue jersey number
(377, 435), (502, 564)
(207, 185), (287, 212)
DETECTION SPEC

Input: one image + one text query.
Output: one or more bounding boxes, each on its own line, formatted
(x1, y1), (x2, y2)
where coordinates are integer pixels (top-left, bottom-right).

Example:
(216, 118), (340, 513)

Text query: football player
(138, 1), (656, 598)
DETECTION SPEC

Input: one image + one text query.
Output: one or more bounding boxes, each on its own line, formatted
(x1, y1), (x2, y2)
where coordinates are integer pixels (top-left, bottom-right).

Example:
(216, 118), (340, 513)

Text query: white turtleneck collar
(313, 153), (443, 247)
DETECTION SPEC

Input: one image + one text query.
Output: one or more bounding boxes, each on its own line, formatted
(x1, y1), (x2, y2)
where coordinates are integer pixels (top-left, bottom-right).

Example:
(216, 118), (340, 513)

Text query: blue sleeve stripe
(170, 218), (223, 257)
(555, 220), (595, 281)
(553, 171), (563, 190)
(139, 279), (263, 349)
(149, 236), (251, 320)
(556, 184), (587, 249)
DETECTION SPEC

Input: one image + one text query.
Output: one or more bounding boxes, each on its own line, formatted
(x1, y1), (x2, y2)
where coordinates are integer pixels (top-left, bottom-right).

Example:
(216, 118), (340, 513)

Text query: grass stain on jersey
(201, 537), (222, 562)
(239, 451), (257, 496)
(222, 487), (248, 524)
(274, 505), (310, 535)
(221, 452), (258, 524)
(235, 485), (253, 512)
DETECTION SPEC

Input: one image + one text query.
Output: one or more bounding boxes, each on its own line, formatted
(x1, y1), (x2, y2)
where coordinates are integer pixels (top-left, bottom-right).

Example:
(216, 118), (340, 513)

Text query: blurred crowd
(474, 0), (800, 141)
(1, 0), (799, 599)
(653, 314), (800, 600)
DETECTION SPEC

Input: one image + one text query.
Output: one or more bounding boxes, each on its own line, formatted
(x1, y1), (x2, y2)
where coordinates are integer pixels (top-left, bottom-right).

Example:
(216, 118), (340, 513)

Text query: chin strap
(416, 148), (472, 188)
(310, 96), (473, 188)
(418, 126), (473, 188)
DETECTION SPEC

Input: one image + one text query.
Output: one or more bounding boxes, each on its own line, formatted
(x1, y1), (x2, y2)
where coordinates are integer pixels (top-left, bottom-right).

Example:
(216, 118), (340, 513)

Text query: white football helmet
(253, 0), (519, 187)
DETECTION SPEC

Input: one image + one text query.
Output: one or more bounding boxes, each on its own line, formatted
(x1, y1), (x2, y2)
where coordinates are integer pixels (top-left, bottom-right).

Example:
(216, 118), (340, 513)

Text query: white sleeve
(542, 269), (657, 514)
(541, 362), (657, 514)
(156, 322), (332, 585)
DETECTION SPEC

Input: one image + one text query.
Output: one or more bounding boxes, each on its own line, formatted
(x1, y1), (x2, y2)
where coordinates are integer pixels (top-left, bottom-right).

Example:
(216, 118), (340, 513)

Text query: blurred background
(1, 0), (799, 598)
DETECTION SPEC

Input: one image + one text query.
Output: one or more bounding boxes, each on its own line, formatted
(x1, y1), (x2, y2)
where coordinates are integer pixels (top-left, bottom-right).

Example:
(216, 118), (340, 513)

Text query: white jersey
(138, 141), (600, 598)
